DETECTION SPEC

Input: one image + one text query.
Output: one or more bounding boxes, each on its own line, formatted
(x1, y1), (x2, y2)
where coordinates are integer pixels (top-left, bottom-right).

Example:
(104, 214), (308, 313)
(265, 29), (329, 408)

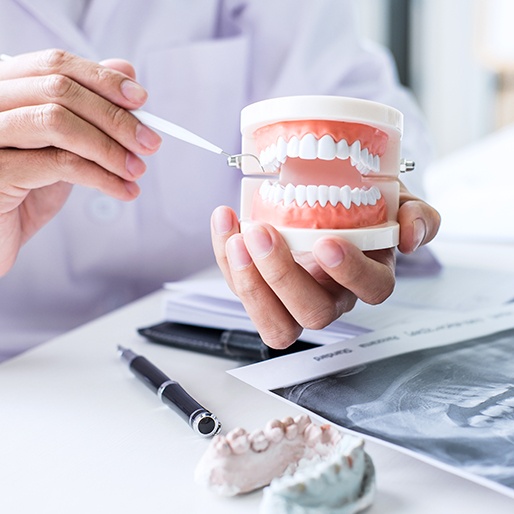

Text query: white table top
(1, 240), (514, 514)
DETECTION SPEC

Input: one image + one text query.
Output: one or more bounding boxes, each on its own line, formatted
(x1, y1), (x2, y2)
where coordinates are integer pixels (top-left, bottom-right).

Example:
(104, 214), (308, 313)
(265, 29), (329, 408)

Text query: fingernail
(136, 123), (162, 150)
(212, 207), (233, 235)
(412, 218), (427, 251)
(227, 235), (252, 271)
(120, 79), (147, 104)
(126, 152), (146, 177)
(245, 225), (273, 259)
(314, 239), (345, 268)
(124, 180), (140, 197)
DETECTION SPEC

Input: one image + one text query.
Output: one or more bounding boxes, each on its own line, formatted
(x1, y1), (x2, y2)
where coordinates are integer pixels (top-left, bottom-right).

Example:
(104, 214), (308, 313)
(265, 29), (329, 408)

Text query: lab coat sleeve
(226, 0), (433, 197)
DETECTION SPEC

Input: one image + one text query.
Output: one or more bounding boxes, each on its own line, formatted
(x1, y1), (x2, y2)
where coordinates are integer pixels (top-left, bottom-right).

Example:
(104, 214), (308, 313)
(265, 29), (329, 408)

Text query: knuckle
(234, 279), (263, 302)
(92, 64), (113, 85)
(260, 264), (291, 291)
(51, 147), (81, 171)
(104, 101), (128, 131)
(341, 263), (364, 286)
(41, 74), (75, 100)
(37, 103), (68, 133)
(366, 276), (395, 305)
(38, 49), (72, 73)
(299, 303), (337, 331)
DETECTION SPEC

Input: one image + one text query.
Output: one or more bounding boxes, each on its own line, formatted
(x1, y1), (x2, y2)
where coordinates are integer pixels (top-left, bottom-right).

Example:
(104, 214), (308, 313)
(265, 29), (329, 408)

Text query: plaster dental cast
(195, 414), (375, 514)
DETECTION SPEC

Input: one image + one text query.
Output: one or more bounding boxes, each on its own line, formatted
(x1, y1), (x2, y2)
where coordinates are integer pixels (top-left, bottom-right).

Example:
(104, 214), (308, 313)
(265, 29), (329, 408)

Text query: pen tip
(117, 345), (126, 354)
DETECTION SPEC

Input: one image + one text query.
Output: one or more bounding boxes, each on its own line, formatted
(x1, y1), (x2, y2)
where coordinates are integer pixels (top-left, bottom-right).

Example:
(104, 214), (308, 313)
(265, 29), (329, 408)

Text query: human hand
(211, 183), (440, 349)
(0, 49), (162, 275)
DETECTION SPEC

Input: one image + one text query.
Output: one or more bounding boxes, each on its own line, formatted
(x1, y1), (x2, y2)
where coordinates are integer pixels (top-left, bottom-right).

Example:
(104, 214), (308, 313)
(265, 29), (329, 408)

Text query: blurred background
(357, 0), (514, 243)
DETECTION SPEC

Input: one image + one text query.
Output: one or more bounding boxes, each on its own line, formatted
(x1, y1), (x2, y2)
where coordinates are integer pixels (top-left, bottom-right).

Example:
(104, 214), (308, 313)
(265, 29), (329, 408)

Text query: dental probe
(0, 53), (264, 172)
(131, 110), (265, 172)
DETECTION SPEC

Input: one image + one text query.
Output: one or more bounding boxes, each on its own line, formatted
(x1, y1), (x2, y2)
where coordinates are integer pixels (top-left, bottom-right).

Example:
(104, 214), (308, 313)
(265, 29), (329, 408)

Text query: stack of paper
(161, 261), (514, 344)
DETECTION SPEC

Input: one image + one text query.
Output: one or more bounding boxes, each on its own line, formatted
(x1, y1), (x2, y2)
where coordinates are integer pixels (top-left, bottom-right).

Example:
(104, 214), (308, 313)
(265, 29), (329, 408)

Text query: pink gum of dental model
(238, 95), (405, 252)
(194, 414), (345, 496)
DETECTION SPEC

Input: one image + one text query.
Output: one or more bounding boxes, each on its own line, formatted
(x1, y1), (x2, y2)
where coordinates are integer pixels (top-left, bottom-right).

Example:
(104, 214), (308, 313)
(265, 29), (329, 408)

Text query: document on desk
(162, 264), (514, 339)
(162, 270), (368, 345)
(229, 303), (514, 499)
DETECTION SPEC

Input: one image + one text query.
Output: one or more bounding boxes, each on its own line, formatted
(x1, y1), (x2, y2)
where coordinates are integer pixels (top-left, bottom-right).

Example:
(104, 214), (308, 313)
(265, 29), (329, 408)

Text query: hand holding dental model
(211, 96), (441, 349)
(0, 50), (439, 357)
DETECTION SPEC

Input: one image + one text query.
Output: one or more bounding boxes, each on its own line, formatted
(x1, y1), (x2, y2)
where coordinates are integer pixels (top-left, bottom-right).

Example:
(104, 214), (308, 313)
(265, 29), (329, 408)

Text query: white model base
(241, 220), (399, 252)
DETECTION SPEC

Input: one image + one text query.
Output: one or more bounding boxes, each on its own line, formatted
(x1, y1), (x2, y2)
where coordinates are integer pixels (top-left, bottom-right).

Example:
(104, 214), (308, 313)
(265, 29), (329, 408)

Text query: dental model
(238, 95), (407, 251)
(260, 434), (375, 514)
(194, 414), (375, 514)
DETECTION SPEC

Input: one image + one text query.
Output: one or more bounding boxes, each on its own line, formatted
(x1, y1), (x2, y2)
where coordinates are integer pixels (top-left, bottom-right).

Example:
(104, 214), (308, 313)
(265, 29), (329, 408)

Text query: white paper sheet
(162, 282), (367, 345)
(162, 264), (514, 338)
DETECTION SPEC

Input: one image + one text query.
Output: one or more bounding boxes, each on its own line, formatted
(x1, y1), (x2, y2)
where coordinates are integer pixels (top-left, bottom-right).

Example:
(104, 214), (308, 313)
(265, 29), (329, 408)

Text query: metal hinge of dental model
(400, 159), (415, 173)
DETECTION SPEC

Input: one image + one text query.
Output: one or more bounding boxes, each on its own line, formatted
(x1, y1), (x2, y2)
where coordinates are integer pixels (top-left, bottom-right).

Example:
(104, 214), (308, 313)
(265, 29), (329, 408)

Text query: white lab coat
(0, 0), (432, 360)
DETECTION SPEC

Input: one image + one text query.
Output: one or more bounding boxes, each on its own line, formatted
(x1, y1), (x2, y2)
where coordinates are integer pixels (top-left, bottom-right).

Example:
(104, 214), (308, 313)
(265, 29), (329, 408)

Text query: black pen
(117, 346), (221, 437)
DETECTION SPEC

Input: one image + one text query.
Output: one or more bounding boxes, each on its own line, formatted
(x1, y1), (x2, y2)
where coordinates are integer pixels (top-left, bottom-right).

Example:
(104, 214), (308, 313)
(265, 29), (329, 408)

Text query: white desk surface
(1, 240), (514, 514)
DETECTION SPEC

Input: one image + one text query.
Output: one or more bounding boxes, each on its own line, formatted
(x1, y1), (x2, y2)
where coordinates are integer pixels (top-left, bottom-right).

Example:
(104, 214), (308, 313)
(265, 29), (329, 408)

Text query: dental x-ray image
(273, 327), (514, 494)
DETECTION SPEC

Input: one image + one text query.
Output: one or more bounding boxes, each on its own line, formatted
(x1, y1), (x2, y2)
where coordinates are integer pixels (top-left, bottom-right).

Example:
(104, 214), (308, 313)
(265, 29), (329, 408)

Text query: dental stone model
(194, 414), (375, 514)
(238, 95), (406, 251)
(260, 433), (375, 514)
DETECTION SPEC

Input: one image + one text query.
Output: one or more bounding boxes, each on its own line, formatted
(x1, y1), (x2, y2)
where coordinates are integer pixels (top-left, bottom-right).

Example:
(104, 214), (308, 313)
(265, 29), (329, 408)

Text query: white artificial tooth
(318, 185), (329, 207)
(266, 182), (275, 202)
(366, 188), (377, 206)
(299, 133), (318, 159)
(295, 184), (307, 206)
(336, 139), (349, 159)
(350, 140), (361, 166)
(284, 183), (296, 205)
(361, 147), (369, 168)
(306, 185), (318, 207)
(366, 151), (374, 170)
(259, 179), (271, 199)
(269, 143), (277, 164)
(360, 188), (369, 206)
(340, 185), (351, 209)
(329, 185), (340, 206)
(273, 183), (284, 204)
(317, 134), (336, 160)
(262, 162), (276, 173)
(277, 136), (288, 163)
(351, 187), (361, 206)
(287, 136), (300, 158)
(371, 186), (381, 200)
(261, 146), (270, 165)
(356, 162), (369, 175)
(373, 155), (380, 172)
(368, 153), (375, 171)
